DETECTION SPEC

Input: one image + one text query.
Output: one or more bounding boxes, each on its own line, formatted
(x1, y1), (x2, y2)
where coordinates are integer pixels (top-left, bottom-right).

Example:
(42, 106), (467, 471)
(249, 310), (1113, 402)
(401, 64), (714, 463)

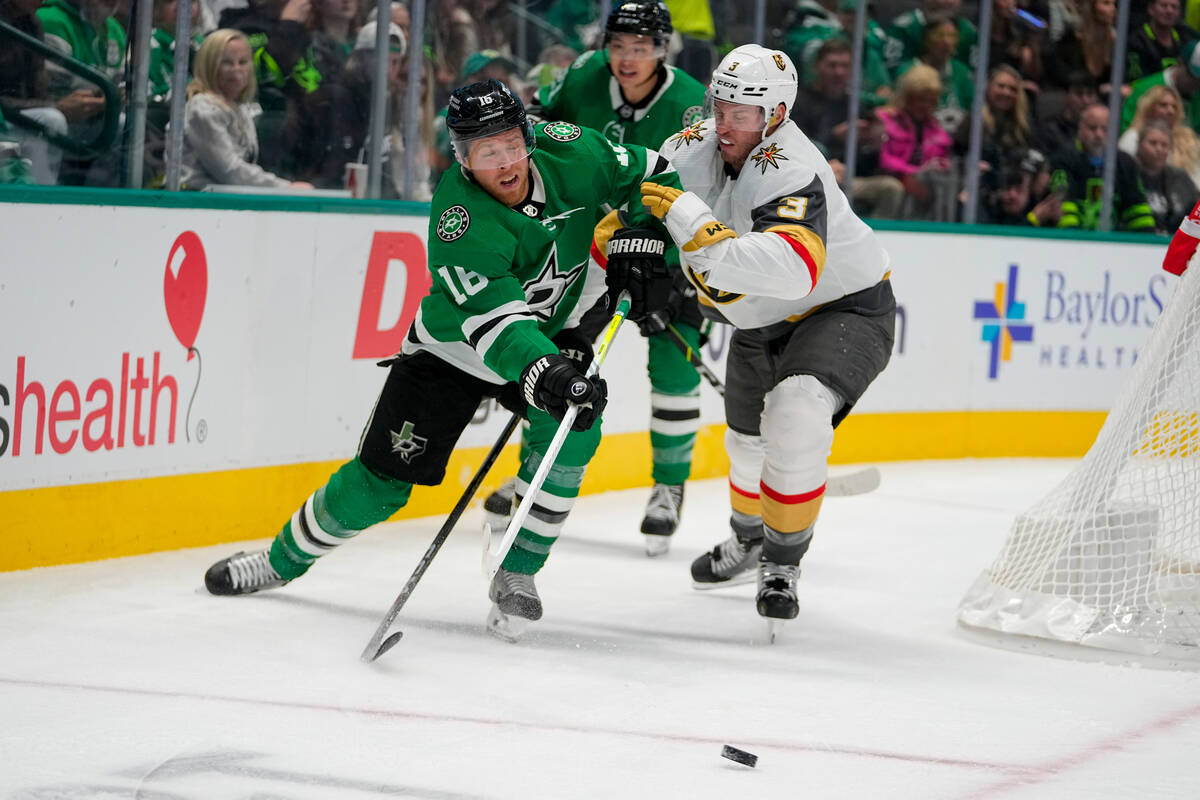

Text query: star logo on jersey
(523, 242), (585, 321)
(681, 105), (704, 127)
(751, 143), (788, 174)
(670, 121), (706, 149)
(390, 420), (428, 463)
(543, 121), (582, 142)
(437, 205), (470, 241)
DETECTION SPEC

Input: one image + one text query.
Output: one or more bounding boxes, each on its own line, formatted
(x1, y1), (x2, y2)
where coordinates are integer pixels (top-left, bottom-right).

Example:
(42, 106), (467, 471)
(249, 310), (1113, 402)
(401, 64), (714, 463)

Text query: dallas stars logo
(750, 143), (788, 174)
(524, 242), (585, 321)
(543, 121), (581, 142)
(437, 205), (470, 241)
(670, 121), (706, 149)
(390, 420), (428, 463)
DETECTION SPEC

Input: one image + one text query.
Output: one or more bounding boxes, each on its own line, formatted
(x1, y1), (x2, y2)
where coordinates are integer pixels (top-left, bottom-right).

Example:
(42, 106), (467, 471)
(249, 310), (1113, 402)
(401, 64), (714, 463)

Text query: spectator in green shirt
(895, 14), (974, 134)
(149, 0), (202, 101)
(884, 0), (977, 77)
(37, 0), (127, 91)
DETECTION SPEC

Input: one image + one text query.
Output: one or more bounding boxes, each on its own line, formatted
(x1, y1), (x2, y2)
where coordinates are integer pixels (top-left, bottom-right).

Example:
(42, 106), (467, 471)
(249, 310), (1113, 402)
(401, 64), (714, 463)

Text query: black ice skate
(641, 483), (684, 557)
(204, 550), (288, 596)
(483, 477), (516, 534)
(690, 524), (762, 589)
(486, 567), (542, 642)
(756, 561), (801, 643)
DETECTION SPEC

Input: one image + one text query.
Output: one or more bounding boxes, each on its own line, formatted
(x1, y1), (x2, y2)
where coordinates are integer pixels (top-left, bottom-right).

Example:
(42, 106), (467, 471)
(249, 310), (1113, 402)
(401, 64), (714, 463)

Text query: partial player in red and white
(617, 44), (896, 637)
(1162, 198), (1200, 275)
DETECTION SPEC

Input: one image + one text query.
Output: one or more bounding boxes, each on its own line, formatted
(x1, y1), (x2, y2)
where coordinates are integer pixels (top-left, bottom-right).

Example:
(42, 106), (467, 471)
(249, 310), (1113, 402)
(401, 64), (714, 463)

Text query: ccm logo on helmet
(607, 236), (666, 255)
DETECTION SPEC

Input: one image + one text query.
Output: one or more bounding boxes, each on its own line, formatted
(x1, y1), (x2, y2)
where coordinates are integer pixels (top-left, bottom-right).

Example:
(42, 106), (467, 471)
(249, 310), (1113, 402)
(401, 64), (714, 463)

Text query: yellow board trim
(0, 410), (1107, 571)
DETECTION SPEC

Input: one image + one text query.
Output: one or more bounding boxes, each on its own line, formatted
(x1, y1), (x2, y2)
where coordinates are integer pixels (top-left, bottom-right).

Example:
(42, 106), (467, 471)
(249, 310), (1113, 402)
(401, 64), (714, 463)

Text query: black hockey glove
(604, 226), (671, 324)
(551, 326), (594, 371)
(637, 280), (700, 336)
(520, 353), (608, 432)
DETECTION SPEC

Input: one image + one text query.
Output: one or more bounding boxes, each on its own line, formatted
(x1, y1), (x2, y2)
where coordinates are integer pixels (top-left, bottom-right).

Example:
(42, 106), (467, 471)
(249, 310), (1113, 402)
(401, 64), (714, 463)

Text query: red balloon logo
(164, 231), (207, 360)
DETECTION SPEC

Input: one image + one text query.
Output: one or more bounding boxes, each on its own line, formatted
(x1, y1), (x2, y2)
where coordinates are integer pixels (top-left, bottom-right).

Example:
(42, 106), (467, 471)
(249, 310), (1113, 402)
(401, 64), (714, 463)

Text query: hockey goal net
(958, 262), (1200, 663)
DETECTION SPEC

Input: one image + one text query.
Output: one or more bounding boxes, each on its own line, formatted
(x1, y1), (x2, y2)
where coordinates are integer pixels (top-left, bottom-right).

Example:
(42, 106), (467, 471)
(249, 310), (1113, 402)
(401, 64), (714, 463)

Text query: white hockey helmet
(706, 44), (798, 134)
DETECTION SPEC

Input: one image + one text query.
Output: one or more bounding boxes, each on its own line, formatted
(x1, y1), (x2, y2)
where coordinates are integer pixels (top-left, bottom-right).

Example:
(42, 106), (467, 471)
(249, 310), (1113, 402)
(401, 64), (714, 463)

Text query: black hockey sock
(730, 510), (764, 545)
(761, 526), (813, 566)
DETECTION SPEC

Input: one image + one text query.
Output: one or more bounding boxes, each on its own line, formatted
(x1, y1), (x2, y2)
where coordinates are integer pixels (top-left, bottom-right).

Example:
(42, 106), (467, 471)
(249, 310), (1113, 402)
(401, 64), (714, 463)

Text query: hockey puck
(721, 745), (758, 768)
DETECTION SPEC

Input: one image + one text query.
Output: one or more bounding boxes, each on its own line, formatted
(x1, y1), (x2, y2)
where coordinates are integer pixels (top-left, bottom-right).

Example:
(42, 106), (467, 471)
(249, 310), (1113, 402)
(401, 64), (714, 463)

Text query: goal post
(957, 261), (1200, 663)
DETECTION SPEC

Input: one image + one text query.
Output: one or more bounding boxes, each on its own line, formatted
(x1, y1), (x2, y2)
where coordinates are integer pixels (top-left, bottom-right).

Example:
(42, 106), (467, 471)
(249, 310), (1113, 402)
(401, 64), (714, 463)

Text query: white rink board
(0, 202), (1174, 491)
(870, 231), (1176, 413)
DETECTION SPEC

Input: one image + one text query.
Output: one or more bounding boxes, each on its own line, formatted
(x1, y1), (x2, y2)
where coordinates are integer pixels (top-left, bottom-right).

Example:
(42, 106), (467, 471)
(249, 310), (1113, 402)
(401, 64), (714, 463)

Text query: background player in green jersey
(203, 79), (678, 641)
(487, 1), (709, 557)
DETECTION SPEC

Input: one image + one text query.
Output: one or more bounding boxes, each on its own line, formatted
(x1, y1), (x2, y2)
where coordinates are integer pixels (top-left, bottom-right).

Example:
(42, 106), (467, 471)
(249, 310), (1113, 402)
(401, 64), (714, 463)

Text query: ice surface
(2, 460), (1198, 799)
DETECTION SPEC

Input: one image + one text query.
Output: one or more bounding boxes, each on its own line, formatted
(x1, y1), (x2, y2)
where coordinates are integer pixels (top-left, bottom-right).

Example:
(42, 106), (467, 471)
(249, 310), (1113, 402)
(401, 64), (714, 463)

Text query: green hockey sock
(269, 457), (413, 580)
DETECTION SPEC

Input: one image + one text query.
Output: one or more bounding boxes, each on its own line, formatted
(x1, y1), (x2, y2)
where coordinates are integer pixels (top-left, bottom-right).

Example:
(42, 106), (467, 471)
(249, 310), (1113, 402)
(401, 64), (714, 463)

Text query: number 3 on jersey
(438, 266), (489, 304)
(778, 196), (808, 220)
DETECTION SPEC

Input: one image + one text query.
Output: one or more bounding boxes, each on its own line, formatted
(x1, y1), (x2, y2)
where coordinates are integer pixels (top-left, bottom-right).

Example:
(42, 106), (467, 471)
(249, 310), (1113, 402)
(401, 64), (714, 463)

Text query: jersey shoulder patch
(542, 120), (582, 141)
(681, 105), (704, 128)
(668, 119), (709, 150)
(436, 205), (471, 241)
(749, 142), (790, 174)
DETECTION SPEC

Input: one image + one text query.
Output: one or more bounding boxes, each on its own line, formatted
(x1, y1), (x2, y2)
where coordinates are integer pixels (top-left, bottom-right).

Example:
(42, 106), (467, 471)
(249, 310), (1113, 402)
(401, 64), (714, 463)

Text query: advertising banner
(0, 204), (1174, 495)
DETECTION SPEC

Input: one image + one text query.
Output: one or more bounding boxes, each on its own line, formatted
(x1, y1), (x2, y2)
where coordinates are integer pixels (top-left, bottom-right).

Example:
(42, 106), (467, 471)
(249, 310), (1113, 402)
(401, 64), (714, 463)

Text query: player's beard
(476, 162), (530, 207)
(718, 132), (761, 174)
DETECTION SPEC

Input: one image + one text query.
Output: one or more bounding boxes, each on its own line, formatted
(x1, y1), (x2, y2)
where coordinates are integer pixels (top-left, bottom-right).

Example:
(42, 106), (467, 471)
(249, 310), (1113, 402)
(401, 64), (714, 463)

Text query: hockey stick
(826, 465), (881, 496)
(483, 292), (632, 579)
(360, 411), (521, 663)
(664, 322), (724, 397)
(663, 325), (881, 498)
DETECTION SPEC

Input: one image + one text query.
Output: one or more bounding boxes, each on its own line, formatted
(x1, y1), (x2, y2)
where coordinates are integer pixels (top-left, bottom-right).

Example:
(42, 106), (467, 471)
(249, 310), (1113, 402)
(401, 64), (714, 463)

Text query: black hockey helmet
(604, 1), (673, 46)
(446, 78), (535, 168)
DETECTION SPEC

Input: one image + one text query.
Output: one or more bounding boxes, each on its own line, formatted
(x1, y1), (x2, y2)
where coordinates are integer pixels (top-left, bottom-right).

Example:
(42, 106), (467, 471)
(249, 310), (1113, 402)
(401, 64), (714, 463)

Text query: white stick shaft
(483, 292), (631, 579)
(485, 405), (578, 579)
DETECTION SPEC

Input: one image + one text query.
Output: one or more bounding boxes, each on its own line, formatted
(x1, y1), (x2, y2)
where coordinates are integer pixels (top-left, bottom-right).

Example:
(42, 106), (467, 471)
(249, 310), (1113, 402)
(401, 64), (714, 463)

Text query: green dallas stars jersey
(404, 121), (680, 384)
(536, 49), (706, 148)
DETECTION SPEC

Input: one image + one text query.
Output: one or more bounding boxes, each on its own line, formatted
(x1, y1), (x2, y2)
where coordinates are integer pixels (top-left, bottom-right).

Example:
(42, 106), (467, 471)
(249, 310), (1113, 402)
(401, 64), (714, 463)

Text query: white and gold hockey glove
(641, 182), (738, 254)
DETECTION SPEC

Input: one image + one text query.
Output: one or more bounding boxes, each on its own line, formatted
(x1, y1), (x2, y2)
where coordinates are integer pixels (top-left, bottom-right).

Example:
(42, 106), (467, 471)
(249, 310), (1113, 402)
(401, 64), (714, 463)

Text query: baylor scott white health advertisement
(863, 230), (1175, 414)
(0, 202), (1174, 491)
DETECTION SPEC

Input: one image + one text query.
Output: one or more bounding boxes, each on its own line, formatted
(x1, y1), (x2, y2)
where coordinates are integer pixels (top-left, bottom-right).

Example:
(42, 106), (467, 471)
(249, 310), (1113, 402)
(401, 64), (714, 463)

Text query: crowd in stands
(2, 0), (1200, 231)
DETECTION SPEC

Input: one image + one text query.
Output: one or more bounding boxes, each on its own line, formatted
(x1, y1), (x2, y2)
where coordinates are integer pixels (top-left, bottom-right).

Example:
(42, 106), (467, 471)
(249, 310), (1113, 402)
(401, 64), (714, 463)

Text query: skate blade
(484, 511), (511, 536)
(644, 534), (671, 558)
(691, 571), (757, 590)
(766, 618), (785, 644)
(486, 603), (530, 643)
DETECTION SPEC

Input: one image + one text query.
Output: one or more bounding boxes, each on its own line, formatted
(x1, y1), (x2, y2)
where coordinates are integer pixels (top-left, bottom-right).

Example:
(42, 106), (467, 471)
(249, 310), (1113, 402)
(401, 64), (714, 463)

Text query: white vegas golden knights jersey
(659, 117), (890, 331)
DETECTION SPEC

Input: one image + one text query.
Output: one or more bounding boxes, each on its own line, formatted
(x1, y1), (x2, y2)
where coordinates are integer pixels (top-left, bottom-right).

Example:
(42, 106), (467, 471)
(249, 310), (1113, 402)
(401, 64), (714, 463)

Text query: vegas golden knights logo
(773, 54), (786, 71)
(686, 265), (743, 306)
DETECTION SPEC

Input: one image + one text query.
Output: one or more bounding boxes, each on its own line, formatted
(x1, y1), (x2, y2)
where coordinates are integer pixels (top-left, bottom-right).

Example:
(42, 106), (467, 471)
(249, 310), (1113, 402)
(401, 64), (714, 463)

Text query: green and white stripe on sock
(650, 389), (700, 486)
(269, 457), (413, 580)
(501, 452), (587, 575)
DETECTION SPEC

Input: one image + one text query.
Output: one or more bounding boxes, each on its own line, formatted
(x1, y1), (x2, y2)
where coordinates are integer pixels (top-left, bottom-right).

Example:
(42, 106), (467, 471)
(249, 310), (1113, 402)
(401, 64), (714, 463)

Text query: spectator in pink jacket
(877, 62), (954, 215)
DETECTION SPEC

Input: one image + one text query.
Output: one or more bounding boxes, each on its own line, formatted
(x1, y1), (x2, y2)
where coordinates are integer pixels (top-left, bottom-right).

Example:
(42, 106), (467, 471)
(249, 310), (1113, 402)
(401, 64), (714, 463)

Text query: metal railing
(0, 20), (122, 158)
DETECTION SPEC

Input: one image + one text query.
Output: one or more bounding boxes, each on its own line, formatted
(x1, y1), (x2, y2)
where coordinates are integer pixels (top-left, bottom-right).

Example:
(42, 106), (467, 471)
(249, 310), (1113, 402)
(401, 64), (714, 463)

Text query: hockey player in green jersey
(203, 79), (679, 641)
(486, 1), (709, 557)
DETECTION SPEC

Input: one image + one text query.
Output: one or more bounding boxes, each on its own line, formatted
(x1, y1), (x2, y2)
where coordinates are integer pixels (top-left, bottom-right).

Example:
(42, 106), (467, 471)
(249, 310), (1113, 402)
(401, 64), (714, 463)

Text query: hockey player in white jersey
(619, 44), (896, 635)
